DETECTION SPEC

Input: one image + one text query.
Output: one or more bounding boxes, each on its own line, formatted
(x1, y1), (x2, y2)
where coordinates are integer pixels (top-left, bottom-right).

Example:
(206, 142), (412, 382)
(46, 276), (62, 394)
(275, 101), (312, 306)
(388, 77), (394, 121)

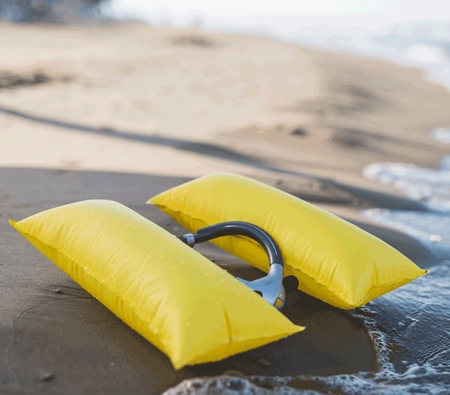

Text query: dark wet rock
(38, 370), (55, 382)
(290, 127), (308, 137)
(0, 71), (53, 90)
(0, 71), (72, 90)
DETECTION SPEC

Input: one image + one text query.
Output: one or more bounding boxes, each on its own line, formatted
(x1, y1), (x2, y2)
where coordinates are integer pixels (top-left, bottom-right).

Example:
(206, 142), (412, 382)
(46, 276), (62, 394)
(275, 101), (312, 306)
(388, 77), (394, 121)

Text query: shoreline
(1, 22), (450, 394)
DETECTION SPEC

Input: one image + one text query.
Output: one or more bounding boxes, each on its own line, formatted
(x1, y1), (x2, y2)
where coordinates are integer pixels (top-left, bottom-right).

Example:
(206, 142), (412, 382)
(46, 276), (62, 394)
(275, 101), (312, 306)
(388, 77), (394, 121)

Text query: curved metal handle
(178, 221), (283, 267)
(178, 221), (286, 309)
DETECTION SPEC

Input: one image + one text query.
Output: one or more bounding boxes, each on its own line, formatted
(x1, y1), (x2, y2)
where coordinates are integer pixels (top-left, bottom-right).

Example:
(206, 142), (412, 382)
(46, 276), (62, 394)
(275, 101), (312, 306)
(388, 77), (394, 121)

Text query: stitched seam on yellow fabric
(357, 269), (427, 305)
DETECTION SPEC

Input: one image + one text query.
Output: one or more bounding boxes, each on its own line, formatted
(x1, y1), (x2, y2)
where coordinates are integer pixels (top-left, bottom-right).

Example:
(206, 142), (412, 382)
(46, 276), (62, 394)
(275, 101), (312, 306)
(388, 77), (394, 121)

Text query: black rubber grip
(179, 221), (283, 267)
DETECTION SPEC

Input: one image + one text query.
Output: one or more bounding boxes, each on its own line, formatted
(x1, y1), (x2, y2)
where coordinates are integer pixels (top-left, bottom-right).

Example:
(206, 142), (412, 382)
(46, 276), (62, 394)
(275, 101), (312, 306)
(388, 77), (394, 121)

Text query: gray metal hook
(178, 221), (287, 310)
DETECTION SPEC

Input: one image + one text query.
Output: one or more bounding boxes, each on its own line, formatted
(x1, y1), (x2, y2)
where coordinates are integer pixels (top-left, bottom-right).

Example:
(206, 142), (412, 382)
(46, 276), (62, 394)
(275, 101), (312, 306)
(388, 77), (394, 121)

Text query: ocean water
(293, 21), (450, 92)
(364, 149), (450, 250)
(161, 22), (450, 395)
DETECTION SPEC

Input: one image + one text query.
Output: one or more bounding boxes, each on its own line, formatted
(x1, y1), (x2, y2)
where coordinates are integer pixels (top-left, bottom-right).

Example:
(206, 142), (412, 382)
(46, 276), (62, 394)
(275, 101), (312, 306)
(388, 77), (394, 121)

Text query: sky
(106, 0), (450, 33)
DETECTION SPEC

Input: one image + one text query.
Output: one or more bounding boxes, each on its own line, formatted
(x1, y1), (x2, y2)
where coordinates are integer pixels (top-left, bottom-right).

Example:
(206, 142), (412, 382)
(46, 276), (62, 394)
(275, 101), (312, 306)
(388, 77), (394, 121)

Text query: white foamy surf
(363, 129), (450, 254)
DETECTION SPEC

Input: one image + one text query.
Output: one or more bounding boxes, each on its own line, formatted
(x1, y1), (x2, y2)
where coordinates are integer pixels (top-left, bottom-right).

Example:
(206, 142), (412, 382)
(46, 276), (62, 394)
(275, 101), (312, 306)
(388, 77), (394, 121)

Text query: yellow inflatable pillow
(149, 173), (427, 310)
(10, 200), (303, 369)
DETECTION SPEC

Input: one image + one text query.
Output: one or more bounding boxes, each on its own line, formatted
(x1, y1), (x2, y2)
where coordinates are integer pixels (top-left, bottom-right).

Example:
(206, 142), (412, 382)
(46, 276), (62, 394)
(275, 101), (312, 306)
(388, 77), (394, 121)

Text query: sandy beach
(1, 22), (450, 394)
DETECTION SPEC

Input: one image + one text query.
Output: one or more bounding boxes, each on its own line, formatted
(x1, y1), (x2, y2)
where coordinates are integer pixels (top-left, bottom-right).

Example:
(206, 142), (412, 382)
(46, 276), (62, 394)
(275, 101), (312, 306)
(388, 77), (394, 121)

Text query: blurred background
(104, 0), (450, 88)
(2, 1), (449, 89)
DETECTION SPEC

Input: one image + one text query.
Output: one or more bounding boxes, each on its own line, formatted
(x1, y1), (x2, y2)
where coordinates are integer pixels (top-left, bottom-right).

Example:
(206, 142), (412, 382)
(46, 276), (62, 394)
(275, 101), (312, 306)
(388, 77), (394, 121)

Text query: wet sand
(1, 22), (449, 394)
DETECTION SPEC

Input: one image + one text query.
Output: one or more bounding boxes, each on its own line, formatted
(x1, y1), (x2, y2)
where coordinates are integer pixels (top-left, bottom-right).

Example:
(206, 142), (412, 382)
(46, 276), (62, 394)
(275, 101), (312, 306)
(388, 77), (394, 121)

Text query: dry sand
(1, 22), (450, 394)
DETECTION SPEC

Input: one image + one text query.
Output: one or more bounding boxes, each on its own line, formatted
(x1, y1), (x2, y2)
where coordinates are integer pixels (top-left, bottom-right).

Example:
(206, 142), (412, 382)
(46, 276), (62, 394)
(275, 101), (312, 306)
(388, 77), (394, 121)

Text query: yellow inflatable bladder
(149, 173), (427, 310)
(10, 200), (303, 369)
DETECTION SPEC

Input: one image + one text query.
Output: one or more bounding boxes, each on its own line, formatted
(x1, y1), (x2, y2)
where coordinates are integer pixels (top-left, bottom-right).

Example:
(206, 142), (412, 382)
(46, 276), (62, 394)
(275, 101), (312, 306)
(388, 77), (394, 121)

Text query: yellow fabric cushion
(10, 200), (303, 369)
(149, 173), (427, 309)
